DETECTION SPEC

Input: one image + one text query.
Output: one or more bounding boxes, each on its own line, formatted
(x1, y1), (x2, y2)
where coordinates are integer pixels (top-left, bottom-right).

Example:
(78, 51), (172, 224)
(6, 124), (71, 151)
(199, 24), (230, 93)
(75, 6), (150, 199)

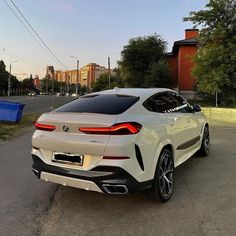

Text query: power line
(9, 0), (68, 69)
(2, 0), (45, 57)
(0, 46), (45, 79)
(0, 46), (32, 64)
(2, 0), (68, 69)
(0, 45), (45, 70)
(0, 48), (16, 59)
(11, 67), (26, 75)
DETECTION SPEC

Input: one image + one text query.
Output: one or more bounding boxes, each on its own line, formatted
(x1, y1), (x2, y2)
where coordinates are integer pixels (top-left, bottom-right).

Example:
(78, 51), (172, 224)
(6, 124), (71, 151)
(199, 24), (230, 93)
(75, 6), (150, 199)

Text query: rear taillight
(34, 121), (56, 131)
(79, 122), (142, 135)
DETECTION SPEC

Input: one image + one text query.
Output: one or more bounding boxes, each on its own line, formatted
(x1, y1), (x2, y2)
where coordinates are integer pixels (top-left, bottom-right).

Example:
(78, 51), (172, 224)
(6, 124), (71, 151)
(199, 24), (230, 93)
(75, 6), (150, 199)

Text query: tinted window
(55, 94), (139, 115)
(143, 92), (191, 113)
(169, 92), (192, 113)
(143, 92), (174, 113)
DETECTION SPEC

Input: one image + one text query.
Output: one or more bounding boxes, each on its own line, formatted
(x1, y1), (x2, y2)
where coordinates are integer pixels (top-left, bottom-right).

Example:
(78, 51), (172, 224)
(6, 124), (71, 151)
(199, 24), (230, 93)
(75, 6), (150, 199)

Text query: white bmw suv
(31, 88), (209, 202)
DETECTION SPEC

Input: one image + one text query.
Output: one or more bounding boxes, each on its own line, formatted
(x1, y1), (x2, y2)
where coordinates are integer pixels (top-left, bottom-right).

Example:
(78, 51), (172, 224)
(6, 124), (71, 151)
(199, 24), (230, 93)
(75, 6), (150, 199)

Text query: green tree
(41, 78), (63, 93)
(80, 85), (89, 95)
(0, 60), (8, 93)
(119, 34), (171, 88)
(0, 60), (20, 95)
(10, 75), (20, 90)
(21, 78), (34, 90)
(91, 70), (124, 92)
(184, 0), (236, 103)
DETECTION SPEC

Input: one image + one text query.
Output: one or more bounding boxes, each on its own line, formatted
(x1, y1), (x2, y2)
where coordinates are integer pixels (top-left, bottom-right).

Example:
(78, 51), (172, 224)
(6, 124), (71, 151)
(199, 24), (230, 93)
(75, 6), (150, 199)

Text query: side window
(143, 92), (192, 113)
(143, 92), (177, 113)
(143, 96), (158, 112)
(167, 92), (192, 113)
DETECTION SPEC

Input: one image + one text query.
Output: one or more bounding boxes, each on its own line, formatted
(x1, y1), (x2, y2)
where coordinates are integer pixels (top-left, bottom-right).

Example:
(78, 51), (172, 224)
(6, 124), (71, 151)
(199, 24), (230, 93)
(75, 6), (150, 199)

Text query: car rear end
(31, 92), (153, 194)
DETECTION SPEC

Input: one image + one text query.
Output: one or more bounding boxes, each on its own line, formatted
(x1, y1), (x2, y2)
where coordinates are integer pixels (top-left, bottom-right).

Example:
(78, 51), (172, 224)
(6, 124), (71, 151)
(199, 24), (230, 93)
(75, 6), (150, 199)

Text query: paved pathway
(0, 122), (235, 235)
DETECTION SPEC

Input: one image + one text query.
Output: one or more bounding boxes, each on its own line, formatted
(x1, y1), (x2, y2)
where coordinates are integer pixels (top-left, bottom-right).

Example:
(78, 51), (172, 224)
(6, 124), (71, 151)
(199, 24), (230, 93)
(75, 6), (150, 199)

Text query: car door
(145, 92), (192, 163)
(170, 92), (202, 151)
(166, 92), (204, 166)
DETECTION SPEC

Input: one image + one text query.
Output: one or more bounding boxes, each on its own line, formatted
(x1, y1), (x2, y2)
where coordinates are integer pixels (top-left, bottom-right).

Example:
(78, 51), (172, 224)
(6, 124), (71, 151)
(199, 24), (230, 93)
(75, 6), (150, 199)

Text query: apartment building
(46, 63), (109, 89)
(79, 63), (108, 88)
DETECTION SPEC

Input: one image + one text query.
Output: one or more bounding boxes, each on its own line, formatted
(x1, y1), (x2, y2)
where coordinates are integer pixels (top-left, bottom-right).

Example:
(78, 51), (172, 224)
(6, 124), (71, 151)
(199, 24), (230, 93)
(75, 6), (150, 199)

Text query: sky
(0, 0), (208, 80)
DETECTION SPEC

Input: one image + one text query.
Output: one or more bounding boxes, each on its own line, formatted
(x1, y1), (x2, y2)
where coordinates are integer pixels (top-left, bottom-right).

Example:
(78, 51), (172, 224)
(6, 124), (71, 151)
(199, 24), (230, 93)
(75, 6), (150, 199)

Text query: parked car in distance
(57, 92), (65, 96)
(31, 88), (210, 202)
(71, 93), (77, 97)
(28, 92), (36, 96)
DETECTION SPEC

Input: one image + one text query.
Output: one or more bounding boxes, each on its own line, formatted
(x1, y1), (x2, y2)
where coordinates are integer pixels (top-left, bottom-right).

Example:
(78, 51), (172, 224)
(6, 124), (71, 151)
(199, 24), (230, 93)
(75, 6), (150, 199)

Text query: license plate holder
(52, 152), (84, 166)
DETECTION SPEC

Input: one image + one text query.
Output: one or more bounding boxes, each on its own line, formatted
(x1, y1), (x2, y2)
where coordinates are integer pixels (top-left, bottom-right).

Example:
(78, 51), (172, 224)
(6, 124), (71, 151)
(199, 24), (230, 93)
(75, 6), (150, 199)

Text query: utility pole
(46, 74), (48, 95)
(52, 70), (54, 96)
(8, 60), (17, 96)
(50, 66), (55, 109)
(215, 91), (218, 107)
(59, 71), (62, 92)
(70, 56), (79, 97)
(66, 73), (69, 94)
(8, 64), (12, 97)
(108, 57), (111, 89)
(76, 60), (79, 97)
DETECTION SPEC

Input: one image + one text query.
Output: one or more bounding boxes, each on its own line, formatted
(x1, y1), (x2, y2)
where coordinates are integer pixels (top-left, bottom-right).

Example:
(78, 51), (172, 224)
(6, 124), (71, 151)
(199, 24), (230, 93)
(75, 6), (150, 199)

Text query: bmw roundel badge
(63, 125), (69, 132)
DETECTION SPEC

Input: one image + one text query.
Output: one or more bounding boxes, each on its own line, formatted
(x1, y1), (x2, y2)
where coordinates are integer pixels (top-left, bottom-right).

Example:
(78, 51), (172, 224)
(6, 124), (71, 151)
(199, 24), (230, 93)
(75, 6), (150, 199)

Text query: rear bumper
(32, 154), (152, 194)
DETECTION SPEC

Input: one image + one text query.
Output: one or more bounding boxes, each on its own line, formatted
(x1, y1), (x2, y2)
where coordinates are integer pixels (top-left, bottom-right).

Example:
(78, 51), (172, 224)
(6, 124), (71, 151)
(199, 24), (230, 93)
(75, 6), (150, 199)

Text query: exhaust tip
(102, 184), (128, 195)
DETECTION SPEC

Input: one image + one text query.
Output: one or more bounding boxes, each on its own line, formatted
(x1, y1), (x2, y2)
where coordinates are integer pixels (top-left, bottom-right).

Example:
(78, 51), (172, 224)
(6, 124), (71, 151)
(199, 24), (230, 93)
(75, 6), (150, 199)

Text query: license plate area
(52, 152), (84, 166)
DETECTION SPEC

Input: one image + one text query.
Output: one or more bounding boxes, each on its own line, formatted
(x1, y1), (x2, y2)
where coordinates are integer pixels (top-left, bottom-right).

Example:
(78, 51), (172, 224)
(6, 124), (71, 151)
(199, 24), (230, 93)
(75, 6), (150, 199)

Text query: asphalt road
(0, 122), (236, 236)
(0, 95), (74, 114)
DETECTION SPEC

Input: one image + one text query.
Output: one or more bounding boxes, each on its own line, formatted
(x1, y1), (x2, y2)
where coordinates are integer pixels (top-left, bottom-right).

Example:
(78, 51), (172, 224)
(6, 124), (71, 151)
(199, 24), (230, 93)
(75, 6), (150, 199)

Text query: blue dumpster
(0, 101), (25, 123)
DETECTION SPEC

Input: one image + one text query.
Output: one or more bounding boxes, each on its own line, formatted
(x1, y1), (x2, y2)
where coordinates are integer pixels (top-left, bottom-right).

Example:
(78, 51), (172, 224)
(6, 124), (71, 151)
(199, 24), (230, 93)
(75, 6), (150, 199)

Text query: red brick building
(168, 29), (199, 98)
(33, 75), (42, 90)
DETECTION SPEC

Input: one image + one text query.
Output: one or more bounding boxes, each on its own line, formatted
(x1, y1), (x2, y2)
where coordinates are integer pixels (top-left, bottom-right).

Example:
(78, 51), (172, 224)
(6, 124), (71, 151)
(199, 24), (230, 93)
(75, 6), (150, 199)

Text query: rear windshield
(55, 94), (139, 115)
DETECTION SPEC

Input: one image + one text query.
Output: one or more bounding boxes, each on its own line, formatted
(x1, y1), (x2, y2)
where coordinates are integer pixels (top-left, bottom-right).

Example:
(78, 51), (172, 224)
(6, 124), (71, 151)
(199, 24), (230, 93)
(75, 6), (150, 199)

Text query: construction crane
(12, 73), (27, 76)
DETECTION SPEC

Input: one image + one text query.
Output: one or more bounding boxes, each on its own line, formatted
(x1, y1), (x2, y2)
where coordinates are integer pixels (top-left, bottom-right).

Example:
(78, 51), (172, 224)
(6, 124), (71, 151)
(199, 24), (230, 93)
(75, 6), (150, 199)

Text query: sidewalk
(0, 130), (57, 236)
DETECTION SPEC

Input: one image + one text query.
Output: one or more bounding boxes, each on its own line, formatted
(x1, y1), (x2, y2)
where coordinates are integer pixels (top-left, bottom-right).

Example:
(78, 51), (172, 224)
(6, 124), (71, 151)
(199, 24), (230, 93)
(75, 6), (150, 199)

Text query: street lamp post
(70, 56), (79, 97)
(8, 60), (18, 96)
(76, 59), (79, 96)
(108, 57), (111, 89)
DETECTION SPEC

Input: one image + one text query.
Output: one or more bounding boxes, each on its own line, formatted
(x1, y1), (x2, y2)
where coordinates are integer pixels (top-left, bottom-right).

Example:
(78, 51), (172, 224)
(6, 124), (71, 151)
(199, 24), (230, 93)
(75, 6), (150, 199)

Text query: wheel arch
(200, 122), (209, 142)
(149, 141), (175, 180)
(162, 144), (174, 156)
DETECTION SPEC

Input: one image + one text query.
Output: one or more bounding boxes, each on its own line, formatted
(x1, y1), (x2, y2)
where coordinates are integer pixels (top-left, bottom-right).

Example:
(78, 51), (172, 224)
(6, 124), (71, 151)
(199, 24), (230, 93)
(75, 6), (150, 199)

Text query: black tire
(147, 148), (174, 202)
(198, 125), (210, 157)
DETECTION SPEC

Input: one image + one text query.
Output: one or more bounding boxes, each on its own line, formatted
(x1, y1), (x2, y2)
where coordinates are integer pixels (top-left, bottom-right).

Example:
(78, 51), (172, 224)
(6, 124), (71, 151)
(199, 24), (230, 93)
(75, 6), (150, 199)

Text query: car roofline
(84, 88), (173, 101)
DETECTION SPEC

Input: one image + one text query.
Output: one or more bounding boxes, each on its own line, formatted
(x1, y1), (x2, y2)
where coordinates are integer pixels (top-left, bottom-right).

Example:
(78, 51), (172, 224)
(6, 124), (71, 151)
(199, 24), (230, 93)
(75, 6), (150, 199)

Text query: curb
(202, 107), (236, 123)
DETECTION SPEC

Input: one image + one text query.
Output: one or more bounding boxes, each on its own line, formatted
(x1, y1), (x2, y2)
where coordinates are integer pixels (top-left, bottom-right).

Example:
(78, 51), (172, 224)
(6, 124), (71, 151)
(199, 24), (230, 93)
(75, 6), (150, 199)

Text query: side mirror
(193, 104), (201, 112)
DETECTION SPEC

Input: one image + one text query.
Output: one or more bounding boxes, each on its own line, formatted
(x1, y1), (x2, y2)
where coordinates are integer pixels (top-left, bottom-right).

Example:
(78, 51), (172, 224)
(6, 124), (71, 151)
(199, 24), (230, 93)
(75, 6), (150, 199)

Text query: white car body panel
(41, 172), (102, 192)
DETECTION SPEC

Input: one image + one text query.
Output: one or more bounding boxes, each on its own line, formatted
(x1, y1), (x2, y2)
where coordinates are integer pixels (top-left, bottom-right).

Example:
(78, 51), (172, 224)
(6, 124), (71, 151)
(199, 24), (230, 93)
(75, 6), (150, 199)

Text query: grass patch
(0, 113), (40, 143)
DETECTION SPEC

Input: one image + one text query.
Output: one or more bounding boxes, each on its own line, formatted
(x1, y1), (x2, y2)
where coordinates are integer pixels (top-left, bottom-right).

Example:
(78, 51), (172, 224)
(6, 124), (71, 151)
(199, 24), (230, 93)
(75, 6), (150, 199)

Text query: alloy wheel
(204, 127), (210, 152)
(159, 153), (174, 198)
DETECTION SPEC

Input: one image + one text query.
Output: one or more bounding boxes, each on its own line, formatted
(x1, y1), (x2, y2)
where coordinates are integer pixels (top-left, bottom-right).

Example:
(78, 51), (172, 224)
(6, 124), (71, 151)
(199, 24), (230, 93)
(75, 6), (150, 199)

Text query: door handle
(186, 119), (190, 123)
(169, 118), (177, 126)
